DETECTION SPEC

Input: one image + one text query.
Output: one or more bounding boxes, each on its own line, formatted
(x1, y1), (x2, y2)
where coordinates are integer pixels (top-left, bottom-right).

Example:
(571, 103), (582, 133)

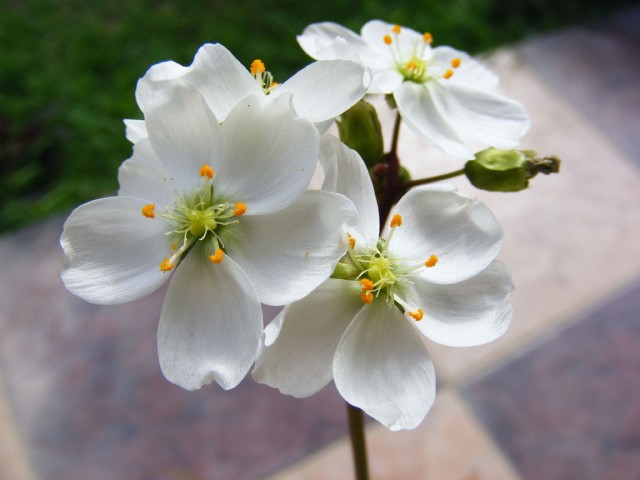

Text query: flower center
(140, 164), (247, 271)
(381, 26), (462, 83)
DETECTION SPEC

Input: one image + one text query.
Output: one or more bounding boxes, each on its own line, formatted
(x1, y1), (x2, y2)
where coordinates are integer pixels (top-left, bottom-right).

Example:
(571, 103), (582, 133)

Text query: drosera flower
(61, 85), (357, 391)
(253, 136), (513, 430)
(297, 20), (530, 159)
(124, 42), (371, 143)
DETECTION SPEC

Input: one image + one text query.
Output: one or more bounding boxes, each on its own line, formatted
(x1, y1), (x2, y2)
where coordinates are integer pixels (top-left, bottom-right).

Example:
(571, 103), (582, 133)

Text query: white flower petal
(136, 44), (260, 121)
(215, 94), (319, 214)
(431, 81), (530, 148)
(275, 60), (369, 123)
(61, 196), (171, 305)
(297, 22), (371, 61)
(135, 60), (187, 112)
(390, 185), (503, 283)
(395, 82), (474, 159)
(370, 68), (403, 94)
(117, 138), (177, 207)
(432, 46), (499, 90)
(252, 279), (363, 397)
(144, 84), (222, 189)
(157, 247), (262, 390)
(361, 20), (423, 55)
(402, 261), (513, 347)
(334, 302), (436, 431)
(319, 135), (379, 241)
(225, 190), (357, 306)
(123, 119), (147, 144)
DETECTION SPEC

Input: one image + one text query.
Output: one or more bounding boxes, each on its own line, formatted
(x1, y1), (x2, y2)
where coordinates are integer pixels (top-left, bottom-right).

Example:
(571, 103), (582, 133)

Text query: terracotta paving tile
(465, 278), (640, 480)
(0, 218), (349, 480)
(268, 390), (522, 480)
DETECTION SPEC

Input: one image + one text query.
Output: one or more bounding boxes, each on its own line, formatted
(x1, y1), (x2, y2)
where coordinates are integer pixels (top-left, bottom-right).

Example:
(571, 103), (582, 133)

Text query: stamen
(406, 60), (418, 71)
(392, 25), (401, 34)
(169, 243), (177, 251)
(234, 202), (247, 216)
(383, 34), (392, 45)
(451, 57), (462, 68)
(425, 254), (439, 268)
(409, 308), (424, 321)
(251, 59), (266, 76)
(209, 248), (224, 264)
(199, 164), (214, 179)
(443, 69), (454, 79)
(360, 291), (374, 304)
(360, 278), (374, 291)
(159, 258), (174, 272)
(423, 32), (433, 44)
(390, 214), (403, 228)
(141, 203), (155, 219)
(347, 233), (356, 250)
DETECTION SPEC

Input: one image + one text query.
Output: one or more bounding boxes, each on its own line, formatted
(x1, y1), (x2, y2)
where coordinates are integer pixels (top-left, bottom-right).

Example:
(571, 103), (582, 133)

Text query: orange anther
(390, 214), (402, 228)
(251, 59), (266, 76)
(360, 291), (374, 304)
(392, 25), (401, 34)
(383, 35), (392, 45)
(209, 248), (224, 264)
(423, 32), (433, 44)
(451, 57), (461, 68)
(347, 233), (356, 250)
(159, 258), (174, 272)
(425, 254), (439, 268)
(360, 278), (374, 291)
(409, 308), (424, 321)
(443, 69), (454, 79)
(199, 164), (214, 179)
(234, 201), (247, 216)
(141, 203), (155, 219)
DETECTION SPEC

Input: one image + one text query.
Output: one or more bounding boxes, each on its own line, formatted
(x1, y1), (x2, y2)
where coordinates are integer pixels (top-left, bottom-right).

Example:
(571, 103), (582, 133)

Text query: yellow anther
(169, 243), (177, 252)
(425, 254), (439, 268)
(406, 60), (418, 71)
(209, 248), (224, 264)
(409, 308), (424, 321)
(360, 291), (374, 304)
(234, 201), (247, 216)
(451, 57), (462, 68)
(159, 258), (174, 272)
(443, 69), (454, 79)
(347, 233), (356, 250)
(141, 203), (155, 219)
(251, 59), (266, 76)
(392, 25), (401, 34)
(360, 278), (374, 291)
(390, 214), (403, 228)
(383, 34), (392, 45)
(199, 164), (214, 179)
(423, 32), (433, 44)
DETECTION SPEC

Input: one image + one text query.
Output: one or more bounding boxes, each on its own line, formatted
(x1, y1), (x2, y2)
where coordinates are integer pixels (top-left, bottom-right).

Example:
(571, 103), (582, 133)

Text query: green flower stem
(347, 403), (370, 480)
(404, 168), (466, 188)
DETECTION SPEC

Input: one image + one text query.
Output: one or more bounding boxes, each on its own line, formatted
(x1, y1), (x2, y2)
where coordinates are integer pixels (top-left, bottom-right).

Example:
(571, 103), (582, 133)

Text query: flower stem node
(465, 147), (561, 192)
(337, 100), (384, 168)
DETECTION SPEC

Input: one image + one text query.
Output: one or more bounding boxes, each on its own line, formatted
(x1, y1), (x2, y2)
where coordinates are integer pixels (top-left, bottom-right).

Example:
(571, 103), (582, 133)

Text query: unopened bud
(338, 100), (384, 168)
(465, 147), (560, 192)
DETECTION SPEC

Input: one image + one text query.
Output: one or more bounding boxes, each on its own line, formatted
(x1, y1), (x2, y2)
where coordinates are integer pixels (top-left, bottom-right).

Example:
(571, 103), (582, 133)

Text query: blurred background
(0, 0), (636, 232)
(1, 1), (640, 480)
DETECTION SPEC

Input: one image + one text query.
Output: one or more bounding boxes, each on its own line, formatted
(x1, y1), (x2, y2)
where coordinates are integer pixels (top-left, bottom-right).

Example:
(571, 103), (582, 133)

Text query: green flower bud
(338, 100), (384, 168)
(465, 147), (560, 192)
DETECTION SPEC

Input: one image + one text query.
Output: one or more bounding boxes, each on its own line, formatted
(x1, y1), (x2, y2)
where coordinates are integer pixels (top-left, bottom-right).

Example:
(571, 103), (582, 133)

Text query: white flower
(253, 136), (513, 430)
(124, 43), (370, 143)
(297, 20), (530, 159)
(61, 85), (357, 391)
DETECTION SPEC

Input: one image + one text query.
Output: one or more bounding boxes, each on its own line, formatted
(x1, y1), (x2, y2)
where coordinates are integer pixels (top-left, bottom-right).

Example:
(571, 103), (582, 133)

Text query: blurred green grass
(0, 0), (634, 232)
